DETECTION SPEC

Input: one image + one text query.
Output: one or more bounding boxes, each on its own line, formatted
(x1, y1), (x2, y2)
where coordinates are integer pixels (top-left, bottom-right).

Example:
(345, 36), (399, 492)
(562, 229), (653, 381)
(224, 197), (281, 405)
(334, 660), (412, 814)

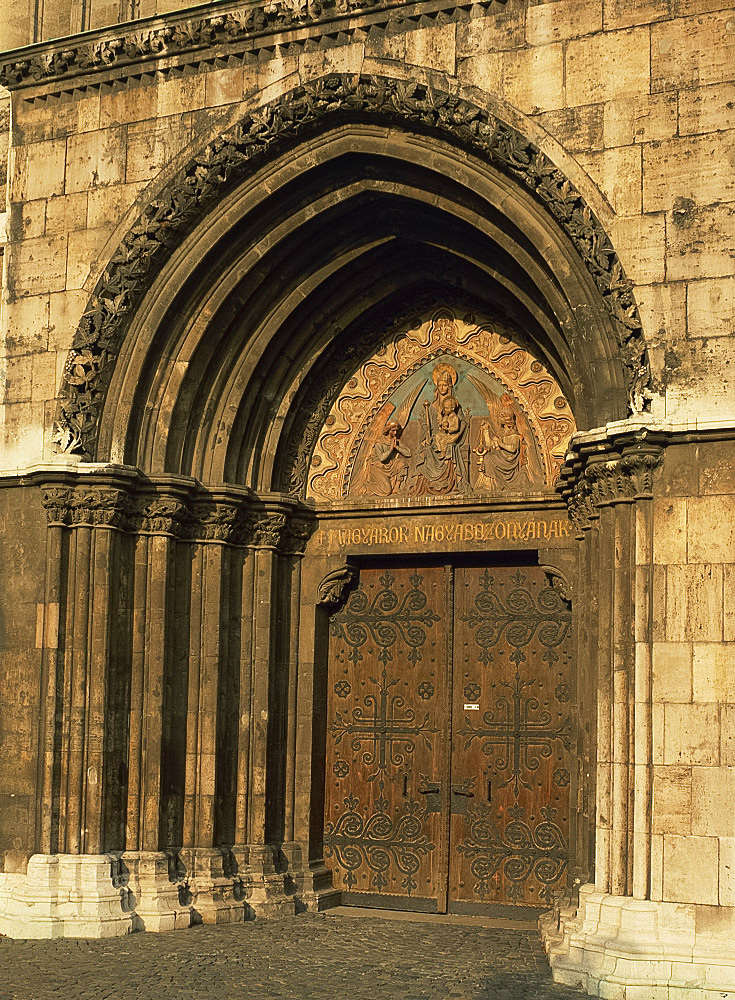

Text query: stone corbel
(540, 565), (573, 605)
(317, 562), (358, 609)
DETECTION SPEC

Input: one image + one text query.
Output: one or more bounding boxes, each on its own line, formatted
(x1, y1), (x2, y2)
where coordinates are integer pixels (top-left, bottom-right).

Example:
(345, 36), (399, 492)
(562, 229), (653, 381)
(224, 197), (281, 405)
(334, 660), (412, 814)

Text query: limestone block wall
(1, 0), (735, 470)
(651, 440), (735, 910)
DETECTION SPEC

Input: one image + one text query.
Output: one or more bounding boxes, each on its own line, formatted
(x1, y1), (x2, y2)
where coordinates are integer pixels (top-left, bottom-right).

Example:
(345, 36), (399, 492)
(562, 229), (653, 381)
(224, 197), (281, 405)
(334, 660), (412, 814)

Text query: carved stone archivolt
(52, 74), (651, 462)
(307, 308), (576, 502)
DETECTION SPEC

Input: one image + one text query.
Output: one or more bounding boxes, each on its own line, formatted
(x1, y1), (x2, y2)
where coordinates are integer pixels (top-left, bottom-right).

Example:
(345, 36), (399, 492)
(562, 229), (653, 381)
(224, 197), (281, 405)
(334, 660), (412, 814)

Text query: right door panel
(449, 565), (574, 911)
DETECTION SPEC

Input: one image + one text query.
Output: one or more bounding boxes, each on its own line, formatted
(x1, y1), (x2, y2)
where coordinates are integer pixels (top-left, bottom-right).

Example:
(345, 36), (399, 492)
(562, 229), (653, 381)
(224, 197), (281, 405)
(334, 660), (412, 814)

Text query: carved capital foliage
(136, 495), (189, 535)
(41, 487), (74, 524)
(70, 487), (133, 527)
(53, 74), (651, 465)
(279, 516), (314, 554)
(189, 499), (241, 542)
(317, 563), (358, 608)
(252, 512), (288, 548)
(558, 437), (664, 531)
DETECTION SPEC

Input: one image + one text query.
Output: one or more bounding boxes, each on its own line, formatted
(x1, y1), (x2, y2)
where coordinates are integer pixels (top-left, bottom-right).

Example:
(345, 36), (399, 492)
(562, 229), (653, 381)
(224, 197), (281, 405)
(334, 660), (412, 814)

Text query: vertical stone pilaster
(125, 532), (148, 851)
(290, 558), (358, 910)
(36, 487), (73, 856)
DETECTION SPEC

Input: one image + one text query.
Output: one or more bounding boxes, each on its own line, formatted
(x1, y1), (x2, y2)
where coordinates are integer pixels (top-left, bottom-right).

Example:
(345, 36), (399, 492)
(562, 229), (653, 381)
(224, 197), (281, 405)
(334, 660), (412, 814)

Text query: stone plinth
(122, 851), (192, 933)
(540, 884), (735, 998)
(0, 854), (132, 939)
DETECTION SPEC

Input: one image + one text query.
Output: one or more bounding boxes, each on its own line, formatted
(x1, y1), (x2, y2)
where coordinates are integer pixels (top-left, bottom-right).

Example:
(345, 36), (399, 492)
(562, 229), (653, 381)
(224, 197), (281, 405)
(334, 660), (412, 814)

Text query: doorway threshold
(323, 906), (539, 930)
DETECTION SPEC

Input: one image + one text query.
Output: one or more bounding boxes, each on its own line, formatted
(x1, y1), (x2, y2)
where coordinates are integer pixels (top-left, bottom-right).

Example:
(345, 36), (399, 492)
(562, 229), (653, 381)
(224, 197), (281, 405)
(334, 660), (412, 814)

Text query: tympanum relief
(307, 311), (576, 502)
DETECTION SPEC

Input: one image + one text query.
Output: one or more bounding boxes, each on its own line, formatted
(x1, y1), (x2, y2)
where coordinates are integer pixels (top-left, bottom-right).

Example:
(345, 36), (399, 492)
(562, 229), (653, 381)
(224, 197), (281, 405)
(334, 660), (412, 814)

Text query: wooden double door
(323, 561), (574, 913)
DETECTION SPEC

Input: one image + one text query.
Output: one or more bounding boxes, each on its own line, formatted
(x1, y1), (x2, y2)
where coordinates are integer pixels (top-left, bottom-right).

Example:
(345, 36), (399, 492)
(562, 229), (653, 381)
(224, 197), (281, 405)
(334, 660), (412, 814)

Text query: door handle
(419, 776), (441, 813)
(450, 778), (476, 815)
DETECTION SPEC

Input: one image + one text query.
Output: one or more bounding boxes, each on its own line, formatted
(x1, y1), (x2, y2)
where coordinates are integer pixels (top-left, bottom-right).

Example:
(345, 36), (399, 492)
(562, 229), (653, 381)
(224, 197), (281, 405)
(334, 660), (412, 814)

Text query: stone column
(290, 558), (357, 910)
(231, 507), (294, 917)
(121, 490), (191, 933)
(276, 517), (314, 893)
(178, 496), (244, 925)
(36, 486), (73, 857)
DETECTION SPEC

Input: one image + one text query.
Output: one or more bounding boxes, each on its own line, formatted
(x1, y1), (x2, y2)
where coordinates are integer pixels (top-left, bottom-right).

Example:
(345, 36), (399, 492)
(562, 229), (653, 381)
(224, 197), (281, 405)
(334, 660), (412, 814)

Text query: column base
(278, 843), (341, 912)
(121, 851), (192, 933)
(178, 847), (249, 925)
(231, 845), (296, 919)
(0, 854), (132, 939)
(540, 884), (735, 998)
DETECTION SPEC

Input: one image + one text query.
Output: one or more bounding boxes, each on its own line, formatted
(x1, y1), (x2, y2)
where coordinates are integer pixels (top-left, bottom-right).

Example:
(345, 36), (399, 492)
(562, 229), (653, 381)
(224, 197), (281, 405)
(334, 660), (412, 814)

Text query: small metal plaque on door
(463, 703), (480, 711)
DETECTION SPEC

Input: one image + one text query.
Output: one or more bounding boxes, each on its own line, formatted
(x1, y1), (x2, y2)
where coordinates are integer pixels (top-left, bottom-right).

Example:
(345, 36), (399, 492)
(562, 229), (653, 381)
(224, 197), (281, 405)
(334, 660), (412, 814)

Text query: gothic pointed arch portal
(36, 72), (633, 924)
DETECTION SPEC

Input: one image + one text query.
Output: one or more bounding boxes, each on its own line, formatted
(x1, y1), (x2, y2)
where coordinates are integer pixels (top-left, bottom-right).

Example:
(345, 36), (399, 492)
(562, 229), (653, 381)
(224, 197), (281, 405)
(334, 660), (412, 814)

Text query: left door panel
(324, 565), (449, 910)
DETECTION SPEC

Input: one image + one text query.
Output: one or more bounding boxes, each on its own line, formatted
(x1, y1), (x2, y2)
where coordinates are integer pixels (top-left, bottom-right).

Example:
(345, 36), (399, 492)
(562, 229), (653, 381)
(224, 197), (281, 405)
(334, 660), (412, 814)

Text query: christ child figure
(434, 395), (462, 457)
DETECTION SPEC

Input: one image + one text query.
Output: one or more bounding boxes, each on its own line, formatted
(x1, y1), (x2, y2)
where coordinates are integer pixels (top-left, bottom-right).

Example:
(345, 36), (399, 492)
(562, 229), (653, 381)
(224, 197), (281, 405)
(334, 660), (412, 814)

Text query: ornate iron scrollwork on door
(324, 793), (435, 895)
(457, 802), (568, 904)
(460, 568), (571, 666)
(330, 669), (439, 782)
(329, 570), (440, 665)
(459, 672), (572, 795)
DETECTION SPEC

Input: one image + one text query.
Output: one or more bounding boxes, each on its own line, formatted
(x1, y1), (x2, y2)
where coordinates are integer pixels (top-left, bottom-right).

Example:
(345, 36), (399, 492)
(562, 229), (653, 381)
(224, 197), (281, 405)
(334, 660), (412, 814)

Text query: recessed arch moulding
(53, 73), (652, 485)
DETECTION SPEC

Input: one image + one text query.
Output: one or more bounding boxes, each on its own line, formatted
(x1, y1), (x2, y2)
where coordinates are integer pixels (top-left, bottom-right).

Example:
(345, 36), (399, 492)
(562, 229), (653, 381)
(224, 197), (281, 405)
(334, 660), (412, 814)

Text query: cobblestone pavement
(0, 910), (583, 1000)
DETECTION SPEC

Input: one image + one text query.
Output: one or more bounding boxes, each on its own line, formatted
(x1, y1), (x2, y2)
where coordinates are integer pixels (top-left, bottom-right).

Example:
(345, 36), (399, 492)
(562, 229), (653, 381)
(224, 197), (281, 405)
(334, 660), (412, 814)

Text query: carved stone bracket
(51, 74), (651, 462)
(541, 565), (573, 605)
(557, 433), (664, 533)
(317, 563), (358, 609)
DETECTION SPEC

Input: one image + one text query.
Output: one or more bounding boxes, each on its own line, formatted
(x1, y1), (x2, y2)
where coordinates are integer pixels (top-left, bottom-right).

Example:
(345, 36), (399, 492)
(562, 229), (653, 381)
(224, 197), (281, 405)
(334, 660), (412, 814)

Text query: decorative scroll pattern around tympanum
(330, 669), (439, 781)
(459, 671), (572, 796)
(53, 74), (650, 461)
(307, 309), (576, 502)
(461, 568), (571, 667)
(457, 802), (567, 904)
(324, 793), (435, 894)
(329, 570), (440, 666)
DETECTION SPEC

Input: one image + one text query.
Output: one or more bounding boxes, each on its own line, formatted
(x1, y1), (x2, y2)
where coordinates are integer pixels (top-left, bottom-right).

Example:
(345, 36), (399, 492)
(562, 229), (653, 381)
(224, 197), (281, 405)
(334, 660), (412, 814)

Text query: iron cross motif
(459, 671), (572, 796)
(331, 669), (439, 783)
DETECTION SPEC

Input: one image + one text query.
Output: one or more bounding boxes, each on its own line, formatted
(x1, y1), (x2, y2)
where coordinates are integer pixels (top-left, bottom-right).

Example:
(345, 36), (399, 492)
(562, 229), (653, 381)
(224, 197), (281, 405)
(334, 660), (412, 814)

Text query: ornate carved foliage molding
(0, 0), (506, 92)
(52, 74), (652, 464)
(557, 434), (664, 533)
(39, 481), (313, 550)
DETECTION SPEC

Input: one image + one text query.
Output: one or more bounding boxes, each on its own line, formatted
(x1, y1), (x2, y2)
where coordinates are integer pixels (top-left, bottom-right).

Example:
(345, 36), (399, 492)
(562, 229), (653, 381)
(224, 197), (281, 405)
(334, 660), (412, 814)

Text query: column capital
(558, 432), (665, 530)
